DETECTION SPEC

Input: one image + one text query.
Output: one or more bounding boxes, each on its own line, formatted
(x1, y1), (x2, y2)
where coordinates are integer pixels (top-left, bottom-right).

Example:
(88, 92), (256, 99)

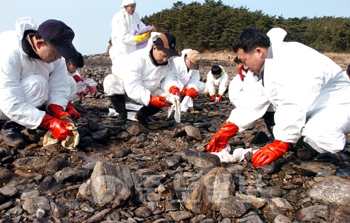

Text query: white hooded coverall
(0, 17), (73, 129)
(205, 66), (229, 96)
(104, 32), (180, 107)
(228, 27), (350, 154)
(109, 0), (146, 65)
(173, 49), (205, 94)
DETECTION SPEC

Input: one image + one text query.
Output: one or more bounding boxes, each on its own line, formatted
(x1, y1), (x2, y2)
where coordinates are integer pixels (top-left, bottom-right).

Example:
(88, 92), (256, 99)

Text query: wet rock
(12, 156), (49, 171)
(235, 193), (267, 209)
(22, 196), (50, 215)
(183, 167), (235, 214)
(54, 166), (91, 183)
(219, 197), (250, 217)
(45, 154), (69, 175)
(182, 148), (221, 168)
(307, 176), (350, 205)
(184, 125), (202, 140)
(292, 161), (336, 177)
(273, 214), (292, 223)
(169, 211), (194, 221)
(0, 186), (18, 198)
(89, 161), (136, 207)
(91, 128), (111, 144)
(236, 211), (264, 223)
(82, 208), (111, 223)
(161, 154), (181, 169)
(296, 205), (330, 222)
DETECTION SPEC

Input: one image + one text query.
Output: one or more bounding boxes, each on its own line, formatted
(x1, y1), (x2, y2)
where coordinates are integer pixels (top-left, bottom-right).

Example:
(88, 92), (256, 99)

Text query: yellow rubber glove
(134, 32), (151, 43)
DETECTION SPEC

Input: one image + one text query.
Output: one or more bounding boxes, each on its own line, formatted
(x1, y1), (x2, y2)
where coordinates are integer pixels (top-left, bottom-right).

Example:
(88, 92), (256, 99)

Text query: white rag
(211, 144), (254, 163)
(43, 117), (80, 151)
(167, 94), (181, 123)
(180, 96), (194, 112)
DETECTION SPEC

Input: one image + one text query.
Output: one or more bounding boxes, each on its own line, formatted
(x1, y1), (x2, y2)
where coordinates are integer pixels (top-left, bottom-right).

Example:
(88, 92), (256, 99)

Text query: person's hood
(15, 17), (37, 41)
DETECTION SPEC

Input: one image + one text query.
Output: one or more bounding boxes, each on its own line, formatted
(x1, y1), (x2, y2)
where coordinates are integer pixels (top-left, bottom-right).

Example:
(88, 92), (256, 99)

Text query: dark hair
(233, 56), (241, 64)
(232, 28), (270, 53)
(211, 65), (222, 75)
(347, 64), (350, 76)
(68, 52), (84, 68)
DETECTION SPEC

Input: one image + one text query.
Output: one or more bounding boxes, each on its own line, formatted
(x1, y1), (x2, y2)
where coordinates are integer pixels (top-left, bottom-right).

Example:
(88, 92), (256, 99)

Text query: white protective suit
(205, 66), (229, 96)
(173, 49), (205, 93)
(228, 70), (258, 108)
(0, 17), (72, 129)
(104, 32), (180, 106)
(227, 27), (350, 154)
(109, 0), (146, 65)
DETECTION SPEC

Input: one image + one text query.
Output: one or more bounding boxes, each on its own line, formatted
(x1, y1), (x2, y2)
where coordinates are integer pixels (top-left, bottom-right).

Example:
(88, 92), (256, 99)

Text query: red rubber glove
(210, 95), (216, 102)
(39, 114), (73, 140)
(251, 140), (290, 167)
(217, 94), (223, 102)
(186, 88), (198, 99)
(181, 87), (187, 97)
(48, 104), (71, 119)
(169, 86), (180, 97)
(73, 75), (84, 83)
(66, 102), (81, 120)
(206, 122), (239, 153)
(149, 95), (171, 108)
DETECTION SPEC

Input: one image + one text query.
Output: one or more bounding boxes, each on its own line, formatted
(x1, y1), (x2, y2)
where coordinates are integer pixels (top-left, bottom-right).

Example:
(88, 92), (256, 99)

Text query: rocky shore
(0, 53), (350, 223)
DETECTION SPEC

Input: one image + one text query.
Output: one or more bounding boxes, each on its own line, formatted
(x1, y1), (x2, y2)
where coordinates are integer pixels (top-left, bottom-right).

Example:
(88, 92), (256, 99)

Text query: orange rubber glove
(206, 122), (239, 153)
(210, 95), (216, 102)
(251, 140), (290, 167)
(73, 75), (84, 83)
(149, 95), (172, 108)
(66, 102), (81, 120)
(169, 86), (180, 97)
(217, 94), (223, 102)
(39, 114), (73, 140)
(181, 87), (187, 97)
(48, 104), (71, 119)
(186, 88), (198, 99)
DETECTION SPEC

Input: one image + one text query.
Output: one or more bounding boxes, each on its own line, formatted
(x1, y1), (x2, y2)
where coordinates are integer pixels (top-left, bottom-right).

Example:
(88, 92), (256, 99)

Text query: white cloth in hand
(167, 94), (181, 123)
(180, 96), (194, 112)
(211, 144), (254, 163)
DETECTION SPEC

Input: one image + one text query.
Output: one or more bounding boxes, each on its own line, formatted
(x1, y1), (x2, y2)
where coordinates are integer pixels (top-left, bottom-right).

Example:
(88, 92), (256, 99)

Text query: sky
(0, 0), (349, 55)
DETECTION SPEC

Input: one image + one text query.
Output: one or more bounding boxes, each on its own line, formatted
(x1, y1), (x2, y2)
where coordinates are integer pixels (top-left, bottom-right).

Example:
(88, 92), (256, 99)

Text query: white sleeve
(111, 13), (136, 46)
(46, 59), (72, 109)
(218, 72), (229, 95)
(206, 72), (216, 96)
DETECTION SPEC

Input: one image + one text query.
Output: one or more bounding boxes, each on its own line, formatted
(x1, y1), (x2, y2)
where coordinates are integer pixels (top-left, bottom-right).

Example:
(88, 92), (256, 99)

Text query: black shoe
(135, 106), (160, 125)
(108, 94), (127, 125)
(116, 112), (127, 125)
(0, 120), (26, 148)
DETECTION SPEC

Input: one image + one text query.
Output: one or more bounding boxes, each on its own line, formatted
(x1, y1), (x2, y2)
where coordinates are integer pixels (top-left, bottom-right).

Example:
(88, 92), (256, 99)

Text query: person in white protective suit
(103, 32), (182, 125)
(229, 56), (275, 138)
(109, 0), (154, 66)
(206, 27), (350, 168)
(203, 65), (229, 102)
(0, 17), (80, 148)
(173, 49), (205, 112)
(65, 53), (97, 104)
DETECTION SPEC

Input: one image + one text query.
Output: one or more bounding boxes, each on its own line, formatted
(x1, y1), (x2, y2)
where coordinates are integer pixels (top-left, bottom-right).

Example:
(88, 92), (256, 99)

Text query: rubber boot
(0, 120), (26, 148)
(263, 111), (275, 140)
(108, 94), (127, 125)
(136, 106), (161, 125)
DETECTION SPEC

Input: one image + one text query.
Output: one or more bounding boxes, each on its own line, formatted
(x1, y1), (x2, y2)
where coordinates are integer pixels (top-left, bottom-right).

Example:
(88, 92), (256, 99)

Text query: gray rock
(54, 166), (91, 183)
(219, 197), (250, 218)
(292, 161), (336, 177)
(184, 125), (202, 140)
(182, 148), (221, 168)
(296, 205), (329, 222)
(169, 210), (194, 221)
(22, 196), (50, 215)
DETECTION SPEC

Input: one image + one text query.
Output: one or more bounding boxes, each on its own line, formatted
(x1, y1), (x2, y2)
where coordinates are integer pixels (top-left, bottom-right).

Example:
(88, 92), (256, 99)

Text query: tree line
(142, 0), (350, 53)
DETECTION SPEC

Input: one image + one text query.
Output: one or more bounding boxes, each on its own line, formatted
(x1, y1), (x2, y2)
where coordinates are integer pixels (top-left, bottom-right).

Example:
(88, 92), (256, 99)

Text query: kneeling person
(104, 32), (181, 125)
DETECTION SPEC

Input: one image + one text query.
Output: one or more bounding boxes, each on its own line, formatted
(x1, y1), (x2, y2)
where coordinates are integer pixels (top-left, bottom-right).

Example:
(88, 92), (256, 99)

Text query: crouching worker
(0, 17), (80, 148)
(103, 32), (181, 125)
(203, 65), (229, 102)
(173, 49), (205, 112)
(206, 27), (350, 168)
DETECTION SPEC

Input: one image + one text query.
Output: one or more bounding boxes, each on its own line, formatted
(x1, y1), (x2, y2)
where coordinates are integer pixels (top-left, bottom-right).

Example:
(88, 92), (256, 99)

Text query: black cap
(154, 33), (179, 57)
(38, 19), (78, 59)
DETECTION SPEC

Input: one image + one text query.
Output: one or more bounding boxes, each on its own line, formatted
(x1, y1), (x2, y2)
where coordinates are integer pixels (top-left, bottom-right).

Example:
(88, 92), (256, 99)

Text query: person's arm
(218, 72), (229, 96)
(0, 47), (45, 129)
(46, 59), (72, 111)
(206, 72), (216, 96)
